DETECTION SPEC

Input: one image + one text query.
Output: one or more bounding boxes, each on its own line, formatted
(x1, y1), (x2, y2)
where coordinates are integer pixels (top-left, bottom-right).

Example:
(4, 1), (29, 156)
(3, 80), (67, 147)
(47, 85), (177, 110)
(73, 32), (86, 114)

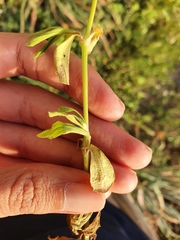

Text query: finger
(0, 154), (140, 195)
(0, 32), (124, 121)
(0, 153), (32, 166)
(0, 153), (137, 196)
(0, 81), (152, 170)
(111, 163), (138, 193)
(0, 121), (83, 169)
(90, 117), (152, 170)
(0, 162), (105, 217)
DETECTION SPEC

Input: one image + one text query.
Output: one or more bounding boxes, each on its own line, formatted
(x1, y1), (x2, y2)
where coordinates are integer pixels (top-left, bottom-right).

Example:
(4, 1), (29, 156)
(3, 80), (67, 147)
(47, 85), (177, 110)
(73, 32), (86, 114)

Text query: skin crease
(0, 32), (152, 217)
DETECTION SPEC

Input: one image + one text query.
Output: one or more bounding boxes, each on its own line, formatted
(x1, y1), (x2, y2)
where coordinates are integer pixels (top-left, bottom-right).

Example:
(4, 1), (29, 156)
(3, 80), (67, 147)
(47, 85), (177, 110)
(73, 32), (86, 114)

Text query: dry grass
(133, 166), (180, 239)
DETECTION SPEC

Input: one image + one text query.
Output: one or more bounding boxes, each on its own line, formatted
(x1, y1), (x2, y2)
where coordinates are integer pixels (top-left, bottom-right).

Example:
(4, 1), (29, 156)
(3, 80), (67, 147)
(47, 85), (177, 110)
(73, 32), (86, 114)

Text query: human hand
(0, 32), (152, 217)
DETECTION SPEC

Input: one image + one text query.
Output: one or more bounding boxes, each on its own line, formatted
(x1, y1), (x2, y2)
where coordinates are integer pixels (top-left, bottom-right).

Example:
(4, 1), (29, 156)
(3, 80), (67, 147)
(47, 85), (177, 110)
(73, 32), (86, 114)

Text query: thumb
(0, 163), (105, 217)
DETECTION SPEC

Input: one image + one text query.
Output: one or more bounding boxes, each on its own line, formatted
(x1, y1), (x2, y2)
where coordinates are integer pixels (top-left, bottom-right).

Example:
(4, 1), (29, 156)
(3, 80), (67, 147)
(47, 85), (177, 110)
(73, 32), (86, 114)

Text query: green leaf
(34, 36), (59, 58)
(89, 145), (115, 193)
(26, 27), (65, 46)
(54, 34), (78, 85)
(37, 121), (89, 139)
(48, 106), (88, 131)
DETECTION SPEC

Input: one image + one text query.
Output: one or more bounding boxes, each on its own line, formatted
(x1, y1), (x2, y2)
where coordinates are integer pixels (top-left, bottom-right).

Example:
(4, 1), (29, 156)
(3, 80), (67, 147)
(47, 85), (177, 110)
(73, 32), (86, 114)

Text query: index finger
(0, 32), (124, 121)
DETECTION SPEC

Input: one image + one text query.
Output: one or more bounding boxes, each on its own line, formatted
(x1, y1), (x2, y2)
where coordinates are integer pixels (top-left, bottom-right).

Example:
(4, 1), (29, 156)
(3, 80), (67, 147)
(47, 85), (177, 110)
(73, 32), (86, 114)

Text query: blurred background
(0, 0), (180, 239)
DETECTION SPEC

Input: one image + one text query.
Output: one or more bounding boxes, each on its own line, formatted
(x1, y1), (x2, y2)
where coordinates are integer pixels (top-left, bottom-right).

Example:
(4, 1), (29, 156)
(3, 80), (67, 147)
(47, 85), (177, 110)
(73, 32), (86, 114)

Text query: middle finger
(0, 121), (83, 169)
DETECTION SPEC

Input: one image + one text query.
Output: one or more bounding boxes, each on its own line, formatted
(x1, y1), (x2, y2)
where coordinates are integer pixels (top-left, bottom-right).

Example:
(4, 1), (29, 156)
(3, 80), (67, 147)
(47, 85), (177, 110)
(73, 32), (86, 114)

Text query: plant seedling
(27, 1), (115, 239)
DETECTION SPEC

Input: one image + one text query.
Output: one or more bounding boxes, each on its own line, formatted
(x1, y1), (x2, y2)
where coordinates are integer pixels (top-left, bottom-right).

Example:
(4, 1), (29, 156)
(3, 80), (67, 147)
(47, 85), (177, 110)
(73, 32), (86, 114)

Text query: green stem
(82, 0), (98, 127)
(81, 40), (90, 172)
(81, 0), (98, 172)
(84, 0), (98, 39)
(81, 43), (89, 129)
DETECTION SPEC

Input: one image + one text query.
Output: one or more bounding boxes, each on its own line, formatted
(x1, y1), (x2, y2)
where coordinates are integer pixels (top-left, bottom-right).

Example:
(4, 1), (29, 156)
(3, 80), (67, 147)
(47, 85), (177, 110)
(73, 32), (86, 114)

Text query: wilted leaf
(86, 25), (103, 54)
(81, 211), (101, 239)
(89, 145), (115, 193)
(48, 236), (75, 240)
(54, 34), (79, 85)
(67, 212), (100, 240)
(67, 213), (93, 236)
(37, 121), (89, 139)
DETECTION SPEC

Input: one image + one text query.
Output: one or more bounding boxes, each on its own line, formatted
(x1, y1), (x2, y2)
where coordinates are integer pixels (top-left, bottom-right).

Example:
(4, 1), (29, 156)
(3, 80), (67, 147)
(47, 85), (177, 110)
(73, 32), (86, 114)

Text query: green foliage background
(1, 0), (180, 239)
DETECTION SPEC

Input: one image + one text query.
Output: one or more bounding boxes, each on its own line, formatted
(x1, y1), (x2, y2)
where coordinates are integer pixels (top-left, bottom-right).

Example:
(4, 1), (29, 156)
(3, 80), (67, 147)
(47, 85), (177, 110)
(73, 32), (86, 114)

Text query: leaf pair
(27, 25), (103, 85)
(49, 106), (88, 131)
(27, 27), (81, 85)
(38, 106), (90, 139)
(83, 25), (103, 54)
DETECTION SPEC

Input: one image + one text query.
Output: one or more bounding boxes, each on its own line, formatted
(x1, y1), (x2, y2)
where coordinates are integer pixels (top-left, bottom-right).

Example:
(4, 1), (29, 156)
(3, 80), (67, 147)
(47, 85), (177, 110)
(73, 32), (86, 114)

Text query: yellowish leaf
(89, 145), (115, 193)
(54, 34), (77, 85)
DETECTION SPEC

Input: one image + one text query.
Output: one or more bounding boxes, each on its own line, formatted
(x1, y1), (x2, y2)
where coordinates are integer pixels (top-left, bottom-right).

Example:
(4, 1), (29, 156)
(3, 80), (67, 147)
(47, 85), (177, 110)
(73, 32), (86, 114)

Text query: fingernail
(109, 98), (125, 121)
(104, 191), (111, 199)
(119, 99), (125, 108)
(146, 145), (152, 153)
(117, 99), (125, 118)
(144, 144), (153, 157)
(62, 183), (105, 213)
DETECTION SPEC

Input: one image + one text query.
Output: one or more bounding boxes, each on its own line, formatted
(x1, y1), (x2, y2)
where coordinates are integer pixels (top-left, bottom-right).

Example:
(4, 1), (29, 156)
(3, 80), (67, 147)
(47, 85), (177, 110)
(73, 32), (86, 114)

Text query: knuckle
(8, 169), (47, 215)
